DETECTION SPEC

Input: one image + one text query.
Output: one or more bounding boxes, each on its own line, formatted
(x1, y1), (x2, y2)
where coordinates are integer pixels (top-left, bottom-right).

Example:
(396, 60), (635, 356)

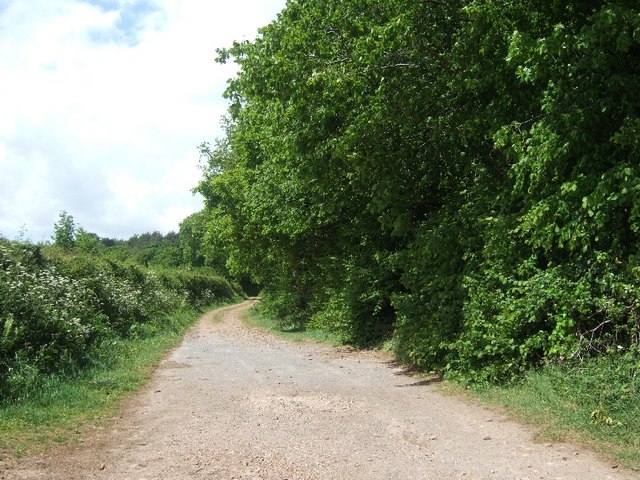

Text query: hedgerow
(0, 239), (240, 399)
(196, 0), (640, 384)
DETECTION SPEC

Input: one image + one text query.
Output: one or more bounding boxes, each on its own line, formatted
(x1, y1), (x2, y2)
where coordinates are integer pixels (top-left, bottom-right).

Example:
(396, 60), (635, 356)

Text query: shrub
(0, 241), (241, 399)
(0, 244), (106, 394)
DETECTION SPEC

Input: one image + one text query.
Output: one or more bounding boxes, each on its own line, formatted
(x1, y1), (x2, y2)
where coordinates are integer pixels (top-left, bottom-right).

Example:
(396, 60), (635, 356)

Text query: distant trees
(197, 0), (640, 381)
(179, 212), (207, 268)
(49, 211), (223, 272)
(75, 228), (102, 254)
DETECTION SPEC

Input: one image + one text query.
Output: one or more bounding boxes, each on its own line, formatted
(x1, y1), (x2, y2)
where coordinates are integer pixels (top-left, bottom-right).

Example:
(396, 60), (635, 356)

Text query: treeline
(195, 0), (640, 382)
(101, 231), (181, 267)
(0, 214), (244, 399)
(48, 210), (223, 271)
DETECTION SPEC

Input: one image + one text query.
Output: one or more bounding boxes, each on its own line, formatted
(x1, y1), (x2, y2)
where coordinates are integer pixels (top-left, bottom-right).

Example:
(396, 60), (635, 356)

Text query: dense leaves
(198, 0), (640, 382)
(0, 239), (242, 399)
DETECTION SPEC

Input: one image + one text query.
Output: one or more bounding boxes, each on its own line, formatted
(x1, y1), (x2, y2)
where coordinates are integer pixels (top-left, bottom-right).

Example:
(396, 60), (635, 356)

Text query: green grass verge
(441, 362), (640, 471)
(0, 305), (225, 459)
(243, 304), (343, 346)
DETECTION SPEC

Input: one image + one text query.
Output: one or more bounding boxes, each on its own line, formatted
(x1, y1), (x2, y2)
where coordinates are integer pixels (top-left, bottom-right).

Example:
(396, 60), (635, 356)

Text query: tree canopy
(196, 0), (640, 381)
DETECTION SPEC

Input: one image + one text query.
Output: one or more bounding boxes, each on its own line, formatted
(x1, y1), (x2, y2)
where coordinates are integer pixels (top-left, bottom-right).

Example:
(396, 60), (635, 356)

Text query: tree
(199, 0), (640, 381)
(75, 228), (102, 254)
(52, 211), (76, 249)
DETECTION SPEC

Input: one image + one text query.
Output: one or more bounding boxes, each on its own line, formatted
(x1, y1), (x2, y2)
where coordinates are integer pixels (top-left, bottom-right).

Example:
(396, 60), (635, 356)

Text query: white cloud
(0, 0), (286, 241)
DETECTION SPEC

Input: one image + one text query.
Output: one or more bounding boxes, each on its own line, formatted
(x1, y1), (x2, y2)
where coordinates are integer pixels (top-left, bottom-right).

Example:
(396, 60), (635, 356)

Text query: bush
(0, 241), (241, 400)
(0, 244), (106, 394)
(156, 268), (241, 308)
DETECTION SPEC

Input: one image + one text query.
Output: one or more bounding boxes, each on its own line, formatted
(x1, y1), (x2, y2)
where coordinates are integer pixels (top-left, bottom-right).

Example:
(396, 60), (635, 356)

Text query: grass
(440, 360), (640, 471)
(243, 304), (343, 346)
(0, 305), (225, 458)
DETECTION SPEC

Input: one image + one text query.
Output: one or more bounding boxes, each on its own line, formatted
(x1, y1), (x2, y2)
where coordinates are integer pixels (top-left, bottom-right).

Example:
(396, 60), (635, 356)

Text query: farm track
(2, 300), (637, 480)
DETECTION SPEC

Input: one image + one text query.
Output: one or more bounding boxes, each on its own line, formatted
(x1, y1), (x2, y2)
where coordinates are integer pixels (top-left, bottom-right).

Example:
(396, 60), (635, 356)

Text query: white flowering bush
(0, 244), (106, 394)
(0, 240), (239, 399)
(87, 265), (184, 335)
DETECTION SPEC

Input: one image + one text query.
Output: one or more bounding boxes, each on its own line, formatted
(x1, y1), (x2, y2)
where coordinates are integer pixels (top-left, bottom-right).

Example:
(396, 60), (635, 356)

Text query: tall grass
(244, 303), (342, 346)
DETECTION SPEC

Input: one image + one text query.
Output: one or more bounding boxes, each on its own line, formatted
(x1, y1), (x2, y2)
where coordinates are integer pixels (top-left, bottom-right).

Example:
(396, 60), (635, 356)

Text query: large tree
(198, 0), (640, 380)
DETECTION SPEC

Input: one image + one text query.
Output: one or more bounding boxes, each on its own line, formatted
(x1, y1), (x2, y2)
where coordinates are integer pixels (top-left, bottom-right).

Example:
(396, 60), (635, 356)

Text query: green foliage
(75, 228), (102, 254)
(157, 268), (241, 307)
(123, 231), (183, 268)
(198, 0), (640, 383)
(50, 210), (212, 272)
(391, 211), (469, 370)
(52, 211), (76, 250)
(0, 239), (240, 400)
(0, 243), (105, 384)
(446, 0), (640, 382)
(179, 211), (207, 268)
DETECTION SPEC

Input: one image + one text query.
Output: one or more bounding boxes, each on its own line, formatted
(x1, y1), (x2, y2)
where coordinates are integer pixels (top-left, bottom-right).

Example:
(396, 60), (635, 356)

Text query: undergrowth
(0, 240), (241, 400)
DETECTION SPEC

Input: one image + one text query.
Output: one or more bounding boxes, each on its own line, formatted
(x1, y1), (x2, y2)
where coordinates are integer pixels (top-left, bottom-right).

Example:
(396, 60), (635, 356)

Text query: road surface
(3, 300), (637, 479)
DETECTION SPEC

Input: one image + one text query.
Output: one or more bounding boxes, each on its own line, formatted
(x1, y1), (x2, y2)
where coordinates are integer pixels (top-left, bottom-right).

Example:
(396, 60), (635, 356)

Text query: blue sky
(85, 0), (161, 46)
(0, 0), (287, 241)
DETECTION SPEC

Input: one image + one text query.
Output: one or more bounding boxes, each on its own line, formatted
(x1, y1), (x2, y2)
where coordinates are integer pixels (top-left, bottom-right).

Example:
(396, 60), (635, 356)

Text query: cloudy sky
(0, 0), (286, 242)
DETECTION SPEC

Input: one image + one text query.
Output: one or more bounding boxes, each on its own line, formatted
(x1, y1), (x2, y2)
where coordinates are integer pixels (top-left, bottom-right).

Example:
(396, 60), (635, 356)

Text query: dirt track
(3, 300), (638, 480)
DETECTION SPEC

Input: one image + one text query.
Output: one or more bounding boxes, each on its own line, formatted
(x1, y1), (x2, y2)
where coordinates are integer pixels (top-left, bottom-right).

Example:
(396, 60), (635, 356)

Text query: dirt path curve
(4, 300), (638, 480)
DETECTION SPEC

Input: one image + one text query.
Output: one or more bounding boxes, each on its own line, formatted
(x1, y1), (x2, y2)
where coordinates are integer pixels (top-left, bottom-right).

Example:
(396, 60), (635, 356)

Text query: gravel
(3, 300), (637, 480)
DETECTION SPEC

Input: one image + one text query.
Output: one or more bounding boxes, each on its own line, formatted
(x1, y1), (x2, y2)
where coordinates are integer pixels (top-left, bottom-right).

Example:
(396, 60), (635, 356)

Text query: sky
(0, 0), (287, 242)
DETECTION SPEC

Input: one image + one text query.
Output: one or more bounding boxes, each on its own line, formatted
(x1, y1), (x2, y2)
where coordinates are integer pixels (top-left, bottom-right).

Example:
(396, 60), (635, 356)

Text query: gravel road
(3, 300), (638, 480)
